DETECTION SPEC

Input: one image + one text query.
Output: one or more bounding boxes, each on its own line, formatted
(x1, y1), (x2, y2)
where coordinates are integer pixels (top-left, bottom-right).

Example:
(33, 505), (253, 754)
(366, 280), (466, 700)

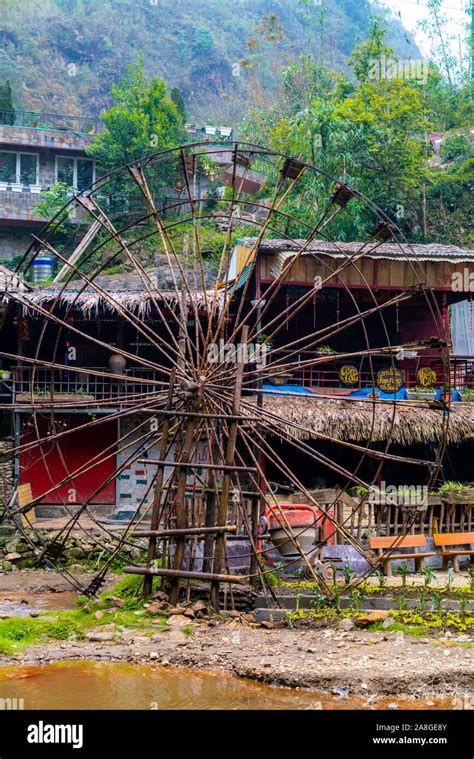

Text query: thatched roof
(9, 269), (221, 317)
(239, 239), (474, 264)
(0, 265), (28, 293)
(259, 395), (474, 445)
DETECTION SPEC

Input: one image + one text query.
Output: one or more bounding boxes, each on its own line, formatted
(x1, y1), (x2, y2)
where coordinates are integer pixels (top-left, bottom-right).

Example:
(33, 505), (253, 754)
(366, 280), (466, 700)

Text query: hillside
(0, 0), (419, 124)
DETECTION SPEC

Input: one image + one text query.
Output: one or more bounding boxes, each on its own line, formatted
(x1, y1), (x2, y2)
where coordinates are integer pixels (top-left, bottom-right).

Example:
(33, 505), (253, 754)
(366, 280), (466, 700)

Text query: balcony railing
(10, 366), (167, 405)
(0, 110), (103, 135)
(4, 356), (474, 407)
(265, 351), (474, 393)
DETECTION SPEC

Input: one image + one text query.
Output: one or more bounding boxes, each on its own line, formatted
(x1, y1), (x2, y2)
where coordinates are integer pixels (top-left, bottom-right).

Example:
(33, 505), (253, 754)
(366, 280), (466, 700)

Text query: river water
(0, 662), (455, 710)
(0, 592), (77, 618)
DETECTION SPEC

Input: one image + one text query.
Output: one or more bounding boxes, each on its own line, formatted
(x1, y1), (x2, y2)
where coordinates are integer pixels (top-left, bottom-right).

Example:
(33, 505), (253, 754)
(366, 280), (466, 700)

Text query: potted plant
(440, 384), (453, 402)
(434, 481), (474, 504)
(461, 388), (474, 402)
(0, 165), (11, 191)
(316, 344), (336, 355)
(406, 385), (436, 401)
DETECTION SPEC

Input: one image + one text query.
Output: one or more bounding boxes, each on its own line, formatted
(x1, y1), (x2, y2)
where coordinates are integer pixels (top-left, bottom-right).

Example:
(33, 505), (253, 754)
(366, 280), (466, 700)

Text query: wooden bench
(369, 535), (435, 576)
(433, 532), (474, 571)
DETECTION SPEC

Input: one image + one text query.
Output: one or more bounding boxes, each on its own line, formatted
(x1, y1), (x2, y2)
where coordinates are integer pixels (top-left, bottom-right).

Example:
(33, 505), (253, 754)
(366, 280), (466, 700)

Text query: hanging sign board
(417, 366), (437, 388)
(339, 364), (359, 386)
(377, 367), (403, 393)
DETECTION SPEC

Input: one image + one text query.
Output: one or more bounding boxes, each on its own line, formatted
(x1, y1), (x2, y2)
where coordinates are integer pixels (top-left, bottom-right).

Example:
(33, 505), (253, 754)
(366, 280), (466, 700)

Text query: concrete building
(0, 111), (97, 261)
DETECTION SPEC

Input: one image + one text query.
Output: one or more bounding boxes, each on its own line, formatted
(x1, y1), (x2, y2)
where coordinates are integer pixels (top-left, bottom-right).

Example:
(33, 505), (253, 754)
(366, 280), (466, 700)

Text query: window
(0, 151), (38, 185)
(20, 154), (38, 184)
(56, 156), (95, 191)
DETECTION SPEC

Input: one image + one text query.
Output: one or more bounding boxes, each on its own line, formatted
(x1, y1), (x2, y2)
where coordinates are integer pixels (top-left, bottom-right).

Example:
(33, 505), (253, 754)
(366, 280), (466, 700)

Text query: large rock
(153, 591), (169, 603)
(68, 563), (89, 574)
(167, 615), (190, 627)
(355, 611), (391, 628)
(105, 596), (125, 608)
(338, 618), (355, 632)
(5, 540), (27, 553)
(146, 602), (166, 614)
(85, 630), (116, 642)
(64, 546), (86, 560)
(191, 600), (207, 613)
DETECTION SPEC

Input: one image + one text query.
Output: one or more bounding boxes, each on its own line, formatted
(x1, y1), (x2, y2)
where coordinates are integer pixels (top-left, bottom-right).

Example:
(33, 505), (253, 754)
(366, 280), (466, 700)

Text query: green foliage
(435, 481), (474, 494)
(243, 19), (473, 247)
(422, 565), (435, 588)
(1, 0), (417, 125)
(34, 182), (75, 233)
(170, 87), (187, 121)
(349, 15), (396, 82)
(468, 568), (474, 592)
(446, 567), (455, 590)
(106, 573), (145, 607)
(87, 56), (185, 169)
(342, 564), (356, 586)
(440, 131), (474, 163)
(375, 569), (386, 588)
(394, 563), (410, 587)
(0, 610), (88, 655)
(0, 80), (15, 124)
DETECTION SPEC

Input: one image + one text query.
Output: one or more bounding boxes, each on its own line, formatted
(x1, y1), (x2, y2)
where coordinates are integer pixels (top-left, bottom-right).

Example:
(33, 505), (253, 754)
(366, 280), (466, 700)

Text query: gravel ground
(2, 619), (472, 702)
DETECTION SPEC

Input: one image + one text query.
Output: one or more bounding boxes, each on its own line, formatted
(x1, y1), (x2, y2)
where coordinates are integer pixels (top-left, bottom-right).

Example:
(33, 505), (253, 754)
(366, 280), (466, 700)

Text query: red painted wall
(20, 415), (116, 505)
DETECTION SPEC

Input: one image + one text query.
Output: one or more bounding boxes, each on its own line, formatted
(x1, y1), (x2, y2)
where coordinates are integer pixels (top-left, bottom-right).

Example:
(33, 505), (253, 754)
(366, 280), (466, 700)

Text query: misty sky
(382, 0), (470, 58)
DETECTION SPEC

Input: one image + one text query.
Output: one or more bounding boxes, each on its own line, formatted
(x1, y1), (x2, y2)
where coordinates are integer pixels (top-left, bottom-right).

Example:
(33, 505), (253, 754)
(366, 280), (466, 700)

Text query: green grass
(0, 575), (167, 655)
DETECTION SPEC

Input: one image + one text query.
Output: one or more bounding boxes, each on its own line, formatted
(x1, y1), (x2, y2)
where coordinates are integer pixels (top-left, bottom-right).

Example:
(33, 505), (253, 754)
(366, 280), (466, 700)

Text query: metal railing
(0, 110), (102, 135)
(10, 366), (166, 404)
(5, 356), (474, 404)
(265, 351), (474, 392)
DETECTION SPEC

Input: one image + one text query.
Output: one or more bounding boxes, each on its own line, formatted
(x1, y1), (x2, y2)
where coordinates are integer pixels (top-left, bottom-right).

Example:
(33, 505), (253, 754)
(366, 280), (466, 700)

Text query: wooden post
(143, 371), (176, 597)
(249, 495), (260, 588)
(202, 477), (217, 573)
(168, 414), (199, 605)
(210, 325), (248, 610)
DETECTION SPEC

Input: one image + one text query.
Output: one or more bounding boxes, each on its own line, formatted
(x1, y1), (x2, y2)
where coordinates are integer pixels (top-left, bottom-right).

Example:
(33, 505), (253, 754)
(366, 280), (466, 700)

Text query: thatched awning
(20, 287), (221, 318)
(259, 396), (474, 445)
(2, 267), (222, 317)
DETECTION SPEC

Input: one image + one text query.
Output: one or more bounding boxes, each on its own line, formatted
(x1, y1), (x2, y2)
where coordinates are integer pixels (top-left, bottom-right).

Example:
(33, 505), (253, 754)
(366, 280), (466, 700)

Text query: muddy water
(0, 592), (77, 618)
(0, 662), (455, 710)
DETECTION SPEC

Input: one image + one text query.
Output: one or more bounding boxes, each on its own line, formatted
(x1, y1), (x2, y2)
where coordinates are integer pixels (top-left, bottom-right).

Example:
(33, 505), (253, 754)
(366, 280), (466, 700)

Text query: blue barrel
(30, 255), (55, 284)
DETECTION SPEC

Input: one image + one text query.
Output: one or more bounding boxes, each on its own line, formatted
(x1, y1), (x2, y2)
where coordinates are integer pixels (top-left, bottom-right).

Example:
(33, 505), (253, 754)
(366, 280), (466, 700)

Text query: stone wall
(0, 438), (14, 516)
(0, 526), (147, 572)
(0, 125), (94, 152)
(0, 227), (36, 260)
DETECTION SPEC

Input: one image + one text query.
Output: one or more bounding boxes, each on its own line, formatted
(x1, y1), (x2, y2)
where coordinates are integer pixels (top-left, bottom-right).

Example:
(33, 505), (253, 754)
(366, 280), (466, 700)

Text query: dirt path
(2, 622), (472, 702)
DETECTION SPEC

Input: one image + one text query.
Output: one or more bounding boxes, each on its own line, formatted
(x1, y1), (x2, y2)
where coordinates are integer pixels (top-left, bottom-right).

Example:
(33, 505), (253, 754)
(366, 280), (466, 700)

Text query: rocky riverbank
(0, 571), (472, 704)
(3, 617), (473, 703)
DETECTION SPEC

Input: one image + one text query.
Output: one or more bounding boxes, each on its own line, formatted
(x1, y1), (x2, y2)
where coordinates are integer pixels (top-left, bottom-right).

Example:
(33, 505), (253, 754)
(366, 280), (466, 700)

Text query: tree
(87, 56), (185, 169)
(0, 80), (15, 125)
(242, 21), (438, 241)
(35, 182), (76, 234)
(349, 15), (396, 82)
(170, 87), (187, 122)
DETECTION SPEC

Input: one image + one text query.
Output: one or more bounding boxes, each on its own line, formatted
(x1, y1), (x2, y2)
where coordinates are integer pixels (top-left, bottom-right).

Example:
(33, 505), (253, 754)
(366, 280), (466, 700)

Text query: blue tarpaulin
(261, 385), (461, 401)
(347, 387), (408, 400)
(262, 384), (316, 396)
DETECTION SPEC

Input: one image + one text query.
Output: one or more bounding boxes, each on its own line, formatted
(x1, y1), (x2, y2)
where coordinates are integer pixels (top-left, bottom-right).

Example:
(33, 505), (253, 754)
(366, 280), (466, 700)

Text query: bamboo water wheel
(0, 142), (451, 606)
